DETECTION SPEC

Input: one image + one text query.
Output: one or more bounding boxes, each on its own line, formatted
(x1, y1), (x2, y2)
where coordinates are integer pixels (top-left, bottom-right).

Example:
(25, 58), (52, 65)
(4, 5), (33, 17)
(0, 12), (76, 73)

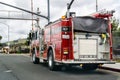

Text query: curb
(99, 66), (120, 72)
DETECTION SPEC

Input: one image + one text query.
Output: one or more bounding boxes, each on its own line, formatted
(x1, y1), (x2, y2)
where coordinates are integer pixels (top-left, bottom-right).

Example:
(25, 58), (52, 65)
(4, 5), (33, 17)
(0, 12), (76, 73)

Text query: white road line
(4, 70), (12, 73)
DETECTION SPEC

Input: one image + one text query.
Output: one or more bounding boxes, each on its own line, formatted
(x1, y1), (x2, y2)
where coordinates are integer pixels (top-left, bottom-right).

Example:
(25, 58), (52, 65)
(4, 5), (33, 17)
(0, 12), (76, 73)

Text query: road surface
(0, 54), (120, 80)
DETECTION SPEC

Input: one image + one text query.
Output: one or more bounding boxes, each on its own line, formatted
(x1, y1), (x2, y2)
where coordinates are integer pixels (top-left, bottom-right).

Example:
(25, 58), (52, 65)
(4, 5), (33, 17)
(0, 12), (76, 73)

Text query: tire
(32, 51), (39, 64)
(82, 64), (98, 71)
(48, 50), (56, 71)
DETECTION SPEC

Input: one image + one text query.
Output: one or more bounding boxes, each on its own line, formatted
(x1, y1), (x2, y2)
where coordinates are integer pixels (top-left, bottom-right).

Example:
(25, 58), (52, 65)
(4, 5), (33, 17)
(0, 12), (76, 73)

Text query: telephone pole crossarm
(0, 2), (48, 20)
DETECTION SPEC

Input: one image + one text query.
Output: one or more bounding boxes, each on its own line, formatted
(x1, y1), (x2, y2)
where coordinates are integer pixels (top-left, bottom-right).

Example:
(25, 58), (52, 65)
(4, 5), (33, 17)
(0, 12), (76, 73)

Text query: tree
(0, 35), (2, 40)
(25, 36), (30, 46)
(111, 17), (120, 36)
(0, 35), (2, 43)
(111, 17), (119, 31)
(111, 17), (120, 48)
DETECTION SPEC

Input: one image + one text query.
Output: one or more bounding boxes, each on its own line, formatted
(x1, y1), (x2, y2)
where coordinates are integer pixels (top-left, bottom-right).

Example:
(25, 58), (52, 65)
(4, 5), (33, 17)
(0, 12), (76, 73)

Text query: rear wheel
(48, 50), (56, 71)
(82, 64), (98, 71)
(32, 50), (39, 64)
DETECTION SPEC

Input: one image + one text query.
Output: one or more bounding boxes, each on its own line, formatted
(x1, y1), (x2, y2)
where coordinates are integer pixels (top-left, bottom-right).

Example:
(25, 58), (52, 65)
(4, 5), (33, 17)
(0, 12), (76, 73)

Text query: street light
(0, 22), (10, 54)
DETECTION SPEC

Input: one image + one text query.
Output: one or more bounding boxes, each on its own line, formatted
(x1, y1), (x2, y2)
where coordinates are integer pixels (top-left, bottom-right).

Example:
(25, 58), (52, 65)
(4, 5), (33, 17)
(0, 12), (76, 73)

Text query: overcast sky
(0, 0), (120, 43)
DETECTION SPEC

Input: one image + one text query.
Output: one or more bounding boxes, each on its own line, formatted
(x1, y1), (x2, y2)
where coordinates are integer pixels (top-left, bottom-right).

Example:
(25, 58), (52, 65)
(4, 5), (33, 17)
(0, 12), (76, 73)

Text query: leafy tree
(111, 17), (120, 48)
(0, 35), (2, 43)
(0, 43), (2, 46)
(0, 35), (2, 41)
(24, 36), (30, 46)
(111, 17), (120, 36)
(118, 27), (120, 31)
(111, 17), (119, 31)
(25, 40), (30, 46)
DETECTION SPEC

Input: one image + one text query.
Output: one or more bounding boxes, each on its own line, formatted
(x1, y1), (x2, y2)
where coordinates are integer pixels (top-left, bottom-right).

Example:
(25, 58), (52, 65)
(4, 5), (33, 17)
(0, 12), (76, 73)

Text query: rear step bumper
(60, 60), (115, 64)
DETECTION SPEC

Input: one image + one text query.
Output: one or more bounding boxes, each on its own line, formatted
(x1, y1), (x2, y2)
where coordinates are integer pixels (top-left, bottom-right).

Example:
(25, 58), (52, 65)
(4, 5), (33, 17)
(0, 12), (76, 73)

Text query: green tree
(118, 27), (120, 31)
(111, 17), (119, 31)
(25, 36), (30, 46)
(0, 35), (2, 40)
(0, 35), (2, 43)
(111, 17), (120, 36)
(111, 17), (120, 48)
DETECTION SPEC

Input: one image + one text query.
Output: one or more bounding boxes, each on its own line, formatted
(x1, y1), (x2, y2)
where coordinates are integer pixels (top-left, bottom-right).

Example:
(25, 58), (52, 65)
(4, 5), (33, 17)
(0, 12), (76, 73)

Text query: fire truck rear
(29, 1), (115, 71)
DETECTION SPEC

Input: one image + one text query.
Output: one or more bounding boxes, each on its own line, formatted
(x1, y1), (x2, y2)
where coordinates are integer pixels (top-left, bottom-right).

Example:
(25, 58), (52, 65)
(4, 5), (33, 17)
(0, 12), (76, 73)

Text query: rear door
(73, 33), (99, 60)
(78, 39), (98, 59)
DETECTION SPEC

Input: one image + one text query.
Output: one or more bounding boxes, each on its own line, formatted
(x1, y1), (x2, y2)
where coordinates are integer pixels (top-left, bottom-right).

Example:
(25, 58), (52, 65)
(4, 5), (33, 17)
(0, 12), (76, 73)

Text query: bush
(20, 48), (30, 53)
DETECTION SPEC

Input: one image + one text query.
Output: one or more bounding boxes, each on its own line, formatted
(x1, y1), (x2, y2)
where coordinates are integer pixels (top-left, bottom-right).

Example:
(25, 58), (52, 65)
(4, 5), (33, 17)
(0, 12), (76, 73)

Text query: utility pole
(6, 24), (10, 54)
(37, 8), (40, 28)
(47, 0), (50, 23)
(96, 0), (98, 12)
(31, 0), (34, 30)
(0, 22), (10, 54)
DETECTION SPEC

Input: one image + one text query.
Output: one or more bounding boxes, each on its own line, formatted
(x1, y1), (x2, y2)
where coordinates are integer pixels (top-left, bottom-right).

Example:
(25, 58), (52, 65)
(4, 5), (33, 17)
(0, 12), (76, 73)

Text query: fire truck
(29, 1), (115, 71)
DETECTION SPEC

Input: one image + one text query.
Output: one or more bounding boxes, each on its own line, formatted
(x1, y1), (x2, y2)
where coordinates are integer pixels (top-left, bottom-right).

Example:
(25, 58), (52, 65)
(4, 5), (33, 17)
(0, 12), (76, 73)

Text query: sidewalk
(99, 63), (120, 72)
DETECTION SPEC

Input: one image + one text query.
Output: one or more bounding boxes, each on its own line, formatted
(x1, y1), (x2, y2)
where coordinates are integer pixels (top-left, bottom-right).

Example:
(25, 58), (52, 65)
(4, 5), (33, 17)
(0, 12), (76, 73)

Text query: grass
(113, 59), (120, 63)
(116, 59), (120, 62)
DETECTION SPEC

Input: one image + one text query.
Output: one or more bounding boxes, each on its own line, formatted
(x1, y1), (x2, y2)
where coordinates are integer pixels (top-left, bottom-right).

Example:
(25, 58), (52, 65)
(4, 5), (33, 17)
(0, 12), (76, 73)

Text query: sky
(0, 0), (120, 43)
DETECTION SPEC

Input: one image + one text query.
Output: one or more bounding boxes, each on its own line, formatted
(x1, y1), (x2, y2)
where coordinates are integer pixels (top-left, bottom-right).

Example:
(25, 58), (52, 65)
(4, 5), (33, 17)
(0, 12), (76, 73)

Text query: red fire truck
(29, 2), (115, 71)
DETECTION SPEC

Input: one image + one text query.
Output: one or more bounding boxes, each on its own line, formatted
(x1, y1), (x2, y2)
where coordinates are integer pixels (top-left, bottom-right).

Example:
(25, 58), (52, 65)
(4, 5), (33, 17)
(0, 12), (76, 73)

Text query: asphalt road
(0, 54), (120, 80)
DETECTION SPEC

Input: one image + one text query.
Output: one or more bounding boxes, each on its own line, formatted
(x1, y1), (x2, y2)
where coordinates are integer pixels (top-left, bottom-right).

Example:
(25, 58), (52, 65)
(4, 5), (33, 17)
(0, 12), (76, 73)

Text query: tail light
(63, 48), (69, 54)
